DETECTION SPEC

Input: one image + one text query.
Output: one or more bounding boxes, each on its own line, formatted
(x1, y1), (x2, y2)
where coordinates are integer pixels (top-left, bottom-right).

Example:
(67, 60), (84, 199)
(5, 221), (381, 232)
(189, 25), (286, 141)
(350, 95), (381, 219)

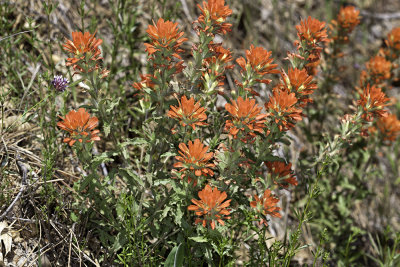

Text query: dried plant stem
(0, 159), (28, 220)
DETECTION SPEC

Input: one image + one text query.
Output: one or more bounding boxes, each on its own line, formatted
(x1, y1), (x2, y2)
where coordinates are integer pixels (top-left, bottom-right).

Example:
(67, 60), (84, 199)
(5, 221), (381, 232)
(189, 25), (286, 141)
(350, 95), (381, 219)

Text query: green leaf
(91, 151), (115, 168)
(154, 179), (171, 186)
(160, 151), (176, 163)
(116, 203), (124, 220)
(103, 121), (111, 137)
(68, 78), (84, 88)
(174, 206), (183, 226)
(112, 230), (128, 252)
(70, 212), (78, 222)
(119, 168), (145, 188)
(106, 97), (121, 113)
(189, 236), (208, 243)
(126, 138), (148, 146)
(162, 206), (171, 219)
(164, 243), (185, 267)
(79, 174), (95, 192)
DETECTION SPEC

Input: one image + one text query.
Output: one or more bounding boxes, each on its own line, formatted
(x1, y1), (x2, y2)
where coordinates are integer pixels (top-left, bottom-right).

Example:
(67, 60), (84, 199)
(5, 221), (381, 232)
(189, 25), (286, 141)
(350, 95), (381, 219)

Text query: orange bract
(357, 84), (390, 121)
(202, 44), (234, 87)
(280, 68), (317, 99)
(63, 31), (102, 58)
(224, 97), (267, 141)
(386, 27), (400, 51)
(250, 189), (281, 227)
(336, 6), (360, 31)
(293, 17), (328, 76)
(132, 74), (156, 91)
(144, 18), (187, 57)
(205, 43), (233, 66)
(376, 113), (400, 141)
(265, 89), (303, 131)
(296, 16), (329, 46)
(265, 161), (298, 188)
(63, 31), (103, 72)
(57, 108), (100, 146)
(188, 184), (231, 229)
(174, 139), (215, 177)
(167, 95), (208, 130)
(197, 0), (233, 35)
(365, 55), (392, 84)
(236, 45), (279, 83)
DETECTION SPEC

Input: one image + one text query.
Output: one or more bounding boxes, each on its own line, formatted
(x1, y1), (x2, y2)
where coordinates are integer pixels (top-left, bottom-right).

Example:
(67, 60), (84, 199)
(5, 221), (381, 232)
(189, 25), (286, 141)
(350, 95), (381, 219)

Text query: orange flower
(174, 139), (215, 177)
(265, 161), (298, 188)
(57, 108), (100, 146)
(236, 45), (279, 83)
(328, 6), (360, 46)
(224, 97), (268, 141)
(167, 95), (208, 130)
(386, 27), (400, 51)
(205, 43), (233, 67)
(357, 84), (391, 121)
(376, 113), (400, 141)
(280, 68), (317, 100)
(365, 55), (392, 83)
(188, 184), (231, 229)
(336, 6), (360, 31)
(296, 16), (329, 47)
(293, 17), (328, 75)
(144, 18), (187, 57)
(358, 55), (392, 89)
(265, 89), (303, 131)
(250, 189), (281, 227)
(197, 0), (233, 35)
(202, 44), (234, 88)
(132, 74), (156, 91)
(63, 31), (103, 72)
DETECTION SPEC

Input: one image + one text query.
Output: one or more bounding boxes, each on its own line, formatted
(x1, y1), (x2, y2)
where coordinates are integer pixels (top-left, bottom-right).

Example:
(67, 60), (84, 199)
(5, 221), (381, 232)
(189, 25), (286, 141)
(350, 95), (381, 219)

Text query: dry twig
(0, 158), (28, 220)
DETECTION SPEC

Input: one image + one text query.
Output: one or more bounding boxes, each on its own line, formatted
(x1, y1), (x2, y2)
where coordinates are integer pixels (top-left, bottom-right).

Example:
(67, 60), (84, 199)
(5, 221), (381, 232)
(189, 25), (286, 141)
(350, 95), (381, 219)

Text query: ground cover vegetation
(1, 0), (400, 266)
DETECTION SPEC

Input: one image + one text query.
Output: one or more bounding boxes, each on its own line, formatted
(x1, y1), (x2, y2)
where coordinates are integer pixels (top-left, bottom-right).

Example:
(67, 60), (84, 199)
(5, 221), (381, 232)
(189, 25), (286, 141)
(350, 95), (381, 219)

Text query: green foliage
(1, 1), (400, 266)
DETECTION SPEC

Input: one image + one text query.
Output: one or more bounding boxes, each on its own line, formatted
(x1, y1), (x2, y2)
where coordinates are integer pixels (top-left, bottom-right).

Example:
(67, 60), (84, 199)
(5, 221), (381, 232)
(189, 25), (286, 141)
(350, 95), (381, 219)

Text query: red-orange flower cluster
(265, 89), (303, 131)
(360, 55), (392, 86)
(296, 16), (329, 47)
(236, 45), (279, 84)
(380, 27), (400, 60)
(63, 31), (104, 75)
(202, 43), (234, 89)
(197, 0), (233, 35)
(144, 18), (187, 74)
(336, 6), (361, 32)
(378, 27), (400, 60)
(279, 68), (317, 104)
(132, 74), (156, 91)
(250, 189), (281, 227)
(145, 18), (186, 57)
(376, 113), (400, 141)
(206, 43), (233, 67)
(327, 6), (361, 63)
(174, 139), (215, 177)
(188, 184), (231, 229)
(294, 16), (329, 75)
(265, 161), (298, 188)
(57, 108), (100, 146)
(357, 84), (390, 121)
(167, 95), (208, 130)
(224, 97), (267, 141)
(386, 27), (400, 52)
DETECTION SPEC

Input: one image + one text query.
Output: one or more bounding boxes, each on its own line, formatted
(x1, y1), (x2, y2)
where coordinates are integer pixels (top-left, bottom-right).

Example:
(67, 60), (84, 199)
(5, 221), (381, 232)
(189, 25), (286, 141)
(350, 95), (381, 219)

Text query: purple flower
(52, 75), (69, 92)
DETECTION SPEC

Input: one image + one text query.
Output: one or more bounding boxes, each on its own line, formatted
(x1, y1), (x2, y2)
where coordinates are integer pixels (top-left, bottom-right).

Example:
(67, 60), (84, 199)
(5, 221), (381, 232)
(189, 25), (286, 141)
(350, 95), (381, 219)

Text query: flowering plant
(7, 1), (397, 266)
